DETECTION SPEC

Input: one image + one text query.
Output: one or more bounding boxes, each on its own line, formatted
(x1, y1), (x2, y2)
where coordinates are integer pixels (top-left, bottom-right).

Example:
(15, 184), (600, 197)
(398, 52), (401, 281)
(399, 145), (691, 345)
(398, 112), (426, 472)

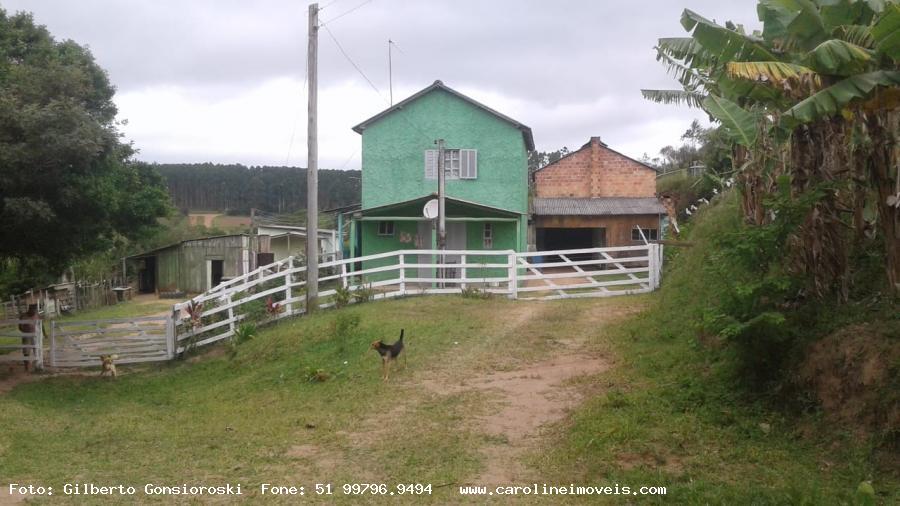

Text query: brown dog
(370, 329), (405, 381)
(99, 354), (118, 378)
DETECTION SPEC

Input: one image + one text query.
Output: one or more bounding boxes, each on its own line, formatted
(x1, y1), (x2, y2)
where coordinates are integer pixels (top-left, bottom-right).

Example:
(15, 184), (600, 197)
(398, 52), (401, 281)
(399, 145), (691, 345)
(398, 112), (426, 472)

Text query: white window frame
(377, 221), (395, 237)
(424, 149), (477, 180)
(483, 222), (493, 248)
(631, 227), (658, 241)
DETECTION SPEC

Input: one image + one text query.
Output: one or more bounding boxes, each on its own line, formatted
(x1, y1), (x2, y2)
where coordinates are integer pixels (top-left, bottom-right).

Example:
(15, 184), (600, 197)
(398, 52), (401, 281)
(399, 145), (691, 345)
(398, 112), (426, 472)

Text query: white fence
(0, 319), (44, 370)
(170, 244), (662, 351)
(10, 245), (660, 369)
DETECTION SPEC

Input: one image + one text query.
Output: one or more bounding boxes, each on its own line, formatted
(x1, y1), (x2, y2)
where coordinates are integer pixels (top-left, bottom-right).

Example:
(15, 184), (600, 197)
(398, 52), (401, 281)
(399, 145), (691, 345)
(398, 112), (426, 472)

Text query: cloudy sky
(3, 0), (759, 169)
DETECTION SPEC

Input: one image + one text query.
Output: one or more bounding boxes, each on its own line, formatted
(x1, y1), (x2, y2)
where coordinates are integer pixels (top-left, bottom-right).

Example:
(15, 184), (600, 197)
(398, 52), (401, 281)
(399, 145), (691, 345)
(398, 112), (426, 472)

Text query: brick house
(532, 137), (664, 250)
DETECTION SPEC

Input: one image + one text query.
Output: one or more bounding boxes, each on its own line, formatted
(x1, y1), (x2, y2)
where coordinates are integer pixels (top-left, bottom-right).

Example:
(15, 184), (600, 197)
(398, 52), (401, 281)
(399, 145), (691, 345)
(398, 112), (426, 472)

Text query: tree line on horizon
(153, 164), (361, 215)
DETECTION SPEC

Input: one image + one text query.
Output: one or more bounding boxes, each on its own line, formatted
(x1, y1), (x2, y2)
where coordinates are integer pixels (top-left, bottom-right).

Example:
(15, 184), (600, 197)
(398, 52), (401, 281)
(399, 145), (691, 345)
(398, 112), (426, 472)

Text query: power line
(323, 24), (384, 98)
(319, 0), (374, 26)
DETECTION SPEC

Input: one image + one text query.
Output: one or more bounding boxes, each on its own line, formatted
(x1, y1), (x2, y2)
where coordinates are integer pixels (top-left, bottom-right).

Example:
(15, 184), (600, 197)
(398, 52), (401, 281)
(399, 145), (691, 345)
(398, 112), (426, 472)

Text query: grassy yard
(0, 295), (896, 504)
(57, 298), (174, 322)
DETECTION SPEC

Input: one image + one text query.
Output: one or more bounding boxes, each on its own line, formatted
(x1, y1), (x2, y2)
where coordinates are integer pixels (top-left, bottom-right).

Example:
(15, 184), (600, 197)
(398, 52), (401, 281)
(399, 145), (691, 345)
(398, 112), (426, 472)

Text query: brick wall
(534, 137), (656, 198)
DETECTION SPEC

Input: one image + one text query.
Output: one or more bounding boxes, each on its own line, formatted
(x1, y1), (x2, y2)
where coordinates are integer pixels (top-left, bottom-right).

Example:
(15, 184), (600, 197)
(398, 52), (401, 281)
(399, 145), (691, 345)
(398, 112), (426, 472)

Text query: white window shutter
(424, 150), (437, 180)
(461, 149), (477, 179)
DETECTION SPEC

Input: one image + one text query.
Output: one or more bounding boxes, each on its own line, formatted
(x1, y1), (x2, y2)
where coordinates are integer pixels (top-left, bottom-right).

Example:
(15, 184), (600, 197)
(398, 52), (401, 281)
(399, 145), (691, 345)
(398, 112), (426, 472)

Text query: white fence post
(227, 293), (236, 333)
(399, 253), (406, 295)
(34, 321), (44, 370)
(165, 312), (175, 359)
(284, 259), (293, 315)
(341, 262), (348, 289)
(648, 244), (657, 290)
(461, 254), (467, 291)
(508, 251), (518, 300)
(655, 243), (663, 289)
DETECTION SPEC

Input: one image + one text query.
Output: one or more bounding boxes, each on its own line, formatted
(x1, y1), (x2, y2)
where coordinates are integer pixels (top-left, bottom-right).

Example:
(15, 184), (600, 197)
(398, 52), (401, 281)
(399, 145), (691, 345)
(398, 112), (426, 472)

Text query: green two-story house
(348, 80), (534, 279)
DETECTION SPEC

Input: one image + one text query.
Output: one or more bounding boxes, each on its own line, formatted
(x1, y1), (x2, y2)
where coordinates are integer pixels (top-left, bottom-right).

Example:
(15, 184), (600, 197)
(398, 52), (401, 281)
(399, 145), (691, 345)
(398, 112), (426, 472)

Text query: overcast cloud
(2, 0), (760, 169)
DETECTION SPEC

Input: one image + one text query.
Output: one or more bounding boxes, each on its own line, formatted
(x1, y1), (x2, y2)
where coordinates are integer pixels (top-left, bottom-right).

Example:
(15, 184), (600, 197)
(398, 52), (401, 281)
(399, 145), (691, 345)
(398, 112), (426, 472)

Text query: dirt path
(189, 213), (220, 228)
(343, 300), (635, 487)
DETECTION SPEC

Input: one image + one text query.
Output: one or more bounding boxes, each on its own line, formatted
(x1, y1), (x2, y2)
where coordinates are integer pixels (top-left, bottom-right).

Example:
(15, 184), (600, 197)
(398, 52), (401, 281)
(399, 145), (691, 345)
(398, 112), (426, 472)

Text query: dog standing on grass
(370, 329), (405, 381)
(99, 354), (118, 378)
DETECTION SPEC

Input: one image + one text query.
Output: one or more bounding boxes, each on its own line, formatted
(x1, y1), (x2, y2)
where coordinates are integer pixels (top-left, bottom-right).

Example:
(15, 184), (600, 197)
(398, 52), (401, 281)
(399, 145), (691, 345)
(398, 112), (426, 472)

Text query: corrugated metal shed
(533, 197), (665, 216)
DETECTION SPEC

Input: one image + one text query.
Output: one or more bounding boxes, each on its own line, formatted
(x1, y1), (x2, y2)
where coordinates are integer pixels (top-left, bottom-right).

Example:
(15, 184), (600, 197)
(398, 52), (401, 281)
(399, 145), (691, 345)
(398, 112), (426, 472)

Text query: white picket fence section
(0, 319), (44, 369)
(169, 244), (662, 352)
(18, 244), (661, 369)
(49, 316), (173, 368)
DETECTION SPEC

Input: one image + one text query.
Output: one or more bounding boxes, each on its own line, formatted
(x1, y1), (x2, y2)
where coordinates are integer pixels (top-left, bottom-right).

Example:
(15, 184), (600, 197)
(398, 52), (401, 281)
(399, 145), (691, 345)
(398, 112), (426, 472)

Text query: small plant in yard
(333, 285), (352, 308)
(352, 283), (375, 303)
(461, 286), (492, 300)
(185, 300), (204, 329)
(330, 313), (361, 355)
(305, 367), (330, 383)
(265, 296), (285, 317)
(229, 323), (256, 358)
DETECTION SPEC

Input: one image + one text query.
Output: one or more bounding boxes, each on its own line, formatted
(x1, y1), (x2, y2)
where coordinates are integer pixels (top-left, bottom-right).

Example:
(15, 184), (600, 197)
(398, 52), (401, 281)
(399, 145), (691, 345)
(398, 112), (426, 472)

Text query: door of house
(444, 222), (467, 278)
(207, 259), (224, 290)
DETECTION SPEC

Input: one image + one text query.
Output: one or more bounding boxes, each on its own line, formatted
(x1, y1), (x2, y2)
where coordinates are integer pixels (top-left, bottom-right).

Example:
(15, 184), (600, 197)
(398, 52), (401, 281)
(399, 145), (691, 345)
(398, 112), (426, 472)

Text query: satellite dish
(423, 199), (439, 219)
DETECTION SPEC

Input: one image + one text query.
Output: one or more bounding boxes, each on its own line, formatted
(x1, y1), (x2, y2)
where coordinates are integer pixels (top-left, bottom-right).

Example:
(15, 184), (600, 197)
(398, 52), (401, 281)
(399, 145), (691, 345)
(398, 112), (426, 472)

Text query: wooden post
(648, 244), (658, 290)
(49, 320), (56, 367)
(508, 251), (518, 300)
(341, 262), (348, 289)
(399, 253), (406, 295)
(34, 321), (43, 370)
(306, 2), (320, 311)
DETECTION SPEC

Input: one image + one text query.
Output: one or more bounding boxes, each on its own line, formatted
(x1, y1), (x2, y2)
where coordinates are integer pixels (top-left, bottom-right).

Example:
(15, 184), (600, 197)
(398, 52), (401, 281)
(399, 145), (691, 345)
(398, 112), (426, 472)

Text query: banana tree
(643, 0), (900, 295)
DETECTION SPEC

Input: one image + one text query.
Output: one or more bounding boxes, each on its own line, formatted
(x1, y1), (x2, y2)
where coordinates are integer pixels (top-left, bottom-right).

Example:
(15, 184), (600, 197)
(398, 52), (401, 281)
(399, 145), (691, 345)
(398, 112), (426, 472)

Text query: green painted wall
(359, 88), (529, 214)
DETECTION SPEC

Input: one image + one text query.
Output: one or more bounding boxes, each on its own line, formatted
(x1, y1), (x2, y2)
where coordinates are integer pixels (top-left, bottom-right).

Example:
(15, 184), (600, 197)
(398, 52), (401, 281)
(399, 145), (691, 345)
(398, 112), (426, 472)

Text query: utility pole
(436, 139), (446, 284)
(306, 2), (319, 311)
(388, 39), (393, 106)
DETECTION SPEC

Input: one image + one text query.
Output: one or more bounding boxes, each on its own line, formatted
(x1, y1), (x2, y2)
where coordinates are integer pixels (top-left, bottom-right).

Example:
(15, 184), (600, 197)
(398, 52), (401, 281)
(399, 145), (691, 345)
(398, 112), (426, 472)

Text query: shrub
(352, 283), (374, 303)
(330, 313), (361, 355)
(229, 323), (256, 358)
(333, 285), (352, 308)
(461, 286), (492, 299)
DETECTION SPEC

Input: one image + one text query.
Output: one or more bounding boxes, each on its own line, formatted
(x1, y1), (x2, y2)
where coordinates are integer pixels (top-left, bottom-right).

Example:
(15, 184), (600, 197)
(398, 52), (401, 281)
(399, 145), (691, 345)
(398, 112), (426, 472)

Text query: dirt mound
(799, 323), (899, 434)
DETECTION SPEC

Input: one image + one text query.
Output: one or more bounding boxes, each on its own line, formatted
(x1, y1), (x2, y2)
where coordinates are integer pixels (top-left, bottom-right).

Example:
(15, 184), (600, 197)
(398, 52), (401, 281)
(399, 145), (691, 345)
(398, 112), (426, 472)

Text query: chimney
(590, 137), (603, 196)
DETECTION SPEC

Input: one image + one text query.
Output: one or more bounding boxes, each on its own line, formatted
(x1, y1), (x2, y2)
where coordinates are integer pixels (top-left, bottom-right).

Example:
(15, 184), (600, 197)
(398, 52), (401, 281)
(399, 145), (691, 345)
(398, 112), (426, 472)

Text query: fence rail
(0, 319), (44, 369)
(8, 245), (661, 370)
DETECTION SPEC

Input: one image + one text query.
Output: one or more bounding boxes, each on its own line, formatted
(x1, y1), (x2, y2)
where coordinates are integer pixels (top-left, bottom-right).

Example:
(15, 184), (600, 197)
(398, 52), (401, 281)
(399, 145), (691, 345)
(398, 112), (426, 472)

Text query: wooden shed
(128, 234), (265, 295)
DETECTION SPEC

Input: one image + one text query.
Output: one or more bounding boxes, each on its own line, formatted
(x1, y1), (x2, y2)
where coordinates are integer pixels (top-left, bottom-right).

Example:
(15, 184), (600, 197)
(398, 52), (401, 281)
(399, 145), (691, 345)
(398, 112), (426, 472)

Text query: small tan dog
(99, 354), (118, 378)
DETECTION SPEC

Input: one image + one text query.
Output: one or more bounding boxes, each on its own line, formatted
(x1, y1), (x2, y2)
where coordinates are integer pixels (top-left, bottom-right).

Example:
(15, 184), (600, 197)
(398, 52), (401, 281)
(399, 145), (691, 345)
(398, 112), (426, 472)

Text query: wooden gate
(50, 316), (174, 368)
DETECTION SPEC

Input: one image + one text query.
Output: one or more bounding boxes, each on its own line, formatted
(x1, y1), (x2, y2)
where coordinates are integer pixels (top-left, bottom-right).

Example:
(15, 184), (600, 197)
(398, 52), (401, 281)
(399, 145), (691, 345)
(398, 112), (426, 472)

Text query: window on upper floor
(425, 149), (477, 180)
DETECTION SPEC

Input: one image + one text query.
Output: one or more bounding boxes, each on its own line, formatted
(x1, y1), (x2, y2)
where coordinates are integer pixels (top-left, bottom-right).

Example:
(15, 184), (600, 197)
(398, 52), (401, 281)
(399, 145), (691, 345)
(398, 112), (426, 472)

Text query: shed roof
(533, 197), (665, 216)
(126, 233), (250, 259)
(351, 80), (535, 151)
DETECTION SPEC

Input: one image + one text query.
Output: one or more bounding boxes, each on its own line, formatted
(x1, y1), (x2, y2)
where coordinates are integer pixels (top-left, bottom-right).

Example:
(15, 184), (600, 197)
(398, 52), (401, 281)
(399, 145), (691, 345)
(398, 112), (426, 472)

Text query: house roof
(359, 193), (522, 217)
(532, 137), (659, 174)
(256, 224), (336, 236)
(533, 197), (665, 216)
(351, 80), (535, 151)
